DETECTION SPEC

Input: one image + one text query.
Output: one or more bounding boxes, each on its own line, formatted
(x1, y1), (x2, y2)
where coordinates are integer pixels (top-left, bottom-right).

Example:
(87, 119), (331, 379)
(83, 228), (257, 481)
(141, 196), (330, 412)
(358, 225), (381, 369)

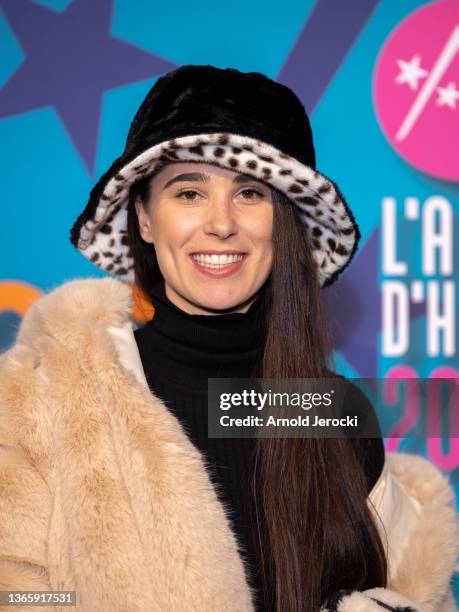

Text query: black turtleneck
(135, 280), (266, 391)
(133, 280), (385, 612)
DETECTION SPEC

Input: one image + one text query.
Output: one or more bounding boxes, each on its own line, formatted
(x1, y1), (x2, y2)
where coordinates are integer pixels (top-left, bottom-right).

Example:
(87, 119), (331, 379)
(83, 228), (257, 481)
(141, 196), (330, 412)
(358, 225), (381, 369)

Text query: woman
(0, 65), (457, 612)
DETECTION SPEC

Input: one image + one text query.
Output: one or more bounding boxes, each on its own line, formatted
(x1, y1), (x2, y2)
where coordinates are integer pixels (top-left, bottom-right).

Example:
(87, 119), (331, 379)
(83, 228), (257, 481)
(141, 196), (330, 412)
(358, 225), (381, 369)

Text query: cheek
(151, 209), (196, 248)
(247, 209), (274, 248)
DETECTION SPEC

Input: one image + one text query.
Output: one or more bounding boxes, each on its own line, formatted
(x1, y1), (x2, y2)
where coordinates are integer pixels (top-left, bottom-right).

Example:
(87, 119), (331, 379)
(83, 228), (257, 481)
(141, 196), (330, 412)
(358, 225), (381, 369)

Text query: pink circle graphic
(373, 0), (459, 181)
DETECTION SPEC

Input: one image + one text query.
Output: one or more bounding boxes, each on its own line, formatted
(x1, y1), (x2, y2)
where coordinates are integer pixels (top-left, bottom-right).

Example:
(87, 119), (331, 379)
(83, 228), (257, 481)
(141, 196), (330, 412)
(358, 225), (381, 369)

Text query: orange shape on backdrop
(0, 281), (43, 317)
(131, 283), (155, 323)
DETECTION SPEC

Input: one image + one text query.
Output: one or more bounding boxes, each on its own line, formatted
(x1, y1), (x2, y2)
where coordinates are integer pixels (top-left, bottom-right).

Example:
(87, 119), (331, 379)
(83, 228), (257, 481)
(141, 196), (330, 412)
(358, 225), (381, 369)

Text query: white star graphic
(395, 54), (428, 90)
(436, 81), (459, 108)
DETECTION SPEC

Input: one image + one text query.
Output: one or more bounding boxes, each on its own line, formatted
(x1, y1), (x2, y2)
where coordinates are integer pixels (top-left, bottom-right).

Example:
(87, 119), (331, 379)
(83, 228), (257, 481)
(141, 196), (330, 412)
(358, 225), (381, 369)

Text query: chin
(192, 290), (249, 314)
(199, 299), (244, 313)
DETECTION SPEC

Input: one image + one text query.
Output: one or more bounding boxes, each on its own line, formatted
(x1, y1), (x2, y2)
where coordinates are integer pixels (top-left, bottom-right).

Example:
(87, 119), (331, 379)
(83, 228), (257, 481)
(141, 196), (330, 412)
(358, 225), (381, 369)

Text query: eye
(176, 189), (201, 201)
(238, 188), (263, 200)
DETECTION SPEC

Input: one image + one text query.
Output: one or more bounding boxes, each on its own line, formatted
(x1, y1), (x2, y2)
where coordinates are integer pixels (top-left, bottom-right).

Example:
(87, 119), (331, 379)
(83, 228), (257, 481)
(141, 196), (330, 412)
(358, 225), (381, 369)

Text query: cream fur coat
(0, 277), (457, 612)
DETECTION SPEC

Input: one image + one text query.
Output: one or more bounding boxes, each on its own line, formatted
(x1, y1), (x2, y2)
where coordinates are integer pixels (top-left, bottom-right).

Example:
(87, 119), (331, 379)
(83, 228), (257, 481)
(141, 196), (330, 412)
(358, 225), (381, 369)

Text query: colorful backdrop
(1, 0), (458, 602)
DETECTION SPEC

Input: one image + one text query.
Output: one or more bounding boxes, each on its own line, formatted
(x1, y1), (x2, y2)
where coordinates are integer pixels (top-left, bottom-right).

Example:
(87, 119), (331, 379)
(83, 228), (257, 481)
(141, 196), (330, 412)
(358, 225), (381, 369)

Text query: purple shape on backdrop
(277, 0), (381, 113)
(324, 228), (427, 378)
(0, 0), (176, 175)
(324, 229), (381, 378)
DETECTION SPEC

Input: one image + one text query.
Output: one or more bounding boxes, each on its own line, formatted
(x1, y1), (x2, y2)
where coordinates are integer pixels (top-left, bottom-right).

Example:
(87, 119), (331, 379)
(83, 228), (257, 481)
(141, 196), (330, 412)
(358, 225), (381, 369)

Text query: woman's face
(135, 162), (274, 315)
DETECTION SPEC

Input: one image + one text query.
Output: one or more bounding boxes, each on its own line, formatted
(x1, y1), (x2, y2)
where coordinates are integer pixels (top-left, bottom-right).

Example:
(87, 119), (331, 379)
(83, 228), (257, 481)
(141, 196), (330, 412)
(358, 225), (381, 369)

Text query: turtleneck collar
(134, 279), (268, 390)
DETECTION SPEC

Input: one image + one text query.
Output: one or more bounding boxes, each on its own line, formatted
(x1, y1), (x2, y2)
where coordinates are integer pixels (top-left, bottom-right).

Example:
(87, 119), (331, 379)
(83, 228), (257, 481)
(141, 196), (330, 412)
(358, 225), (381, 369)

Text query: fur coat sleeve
(0, 277), (457, 612)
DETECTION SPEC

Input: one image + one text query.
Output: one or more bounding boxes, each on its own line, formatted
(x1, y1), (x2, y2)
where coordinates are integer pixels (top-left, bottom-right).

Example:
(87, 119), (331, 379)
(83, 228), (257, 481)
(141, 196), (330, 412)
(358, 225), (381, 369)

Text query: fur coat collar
(0, 277), (457, 611)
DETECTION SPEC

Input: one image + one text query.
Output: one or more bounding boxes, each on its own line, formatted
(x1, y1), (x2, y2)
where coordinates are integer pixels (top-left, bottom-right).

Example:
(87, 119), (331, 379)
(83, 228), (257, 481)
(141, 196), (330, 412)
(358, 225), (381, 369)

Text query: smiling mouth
(191, 253), (246, 268)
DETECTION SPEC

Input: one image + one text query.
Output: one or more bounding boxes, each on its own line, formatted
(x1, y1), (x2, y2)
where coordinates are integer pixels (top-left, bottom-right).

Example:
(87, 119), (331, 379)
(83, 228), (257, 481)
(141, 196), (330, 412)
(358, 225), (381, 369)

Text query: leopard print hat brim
(72, 132), (361, 288)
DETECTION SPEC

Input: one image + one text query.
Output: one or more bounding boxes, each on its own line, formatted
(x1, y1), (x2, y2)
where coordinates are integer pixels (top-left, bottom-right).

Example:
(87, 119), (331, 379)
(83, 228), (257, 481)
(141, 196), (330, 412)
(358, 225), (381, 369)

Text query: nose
(202, 196), (238, 239)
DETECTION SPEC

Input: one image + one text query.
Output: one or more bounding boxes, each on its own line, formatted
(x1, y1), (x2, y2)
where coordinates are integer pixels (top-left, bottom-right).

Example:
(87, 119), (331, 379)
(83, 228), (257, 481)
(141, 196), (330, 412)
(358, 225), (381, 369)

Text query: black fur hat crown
(70, 64), (360, 288)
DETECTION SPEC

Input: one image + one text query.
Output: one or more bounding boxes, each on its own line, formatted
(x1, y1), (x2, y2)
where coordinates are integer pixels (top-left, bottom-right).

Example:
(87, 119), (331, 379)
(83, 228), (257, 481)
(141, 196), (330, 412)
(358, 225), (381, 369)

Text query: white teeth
(192, 253), (244, 267)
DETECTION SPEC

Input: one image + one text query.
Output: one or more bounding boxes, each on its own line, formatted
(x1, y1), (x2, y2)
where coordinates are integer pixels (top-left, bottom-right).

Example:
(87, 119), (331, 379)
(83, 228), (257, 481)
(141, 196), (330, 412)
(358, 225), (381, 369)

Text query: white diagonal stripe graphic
(396, 24), (459, 141)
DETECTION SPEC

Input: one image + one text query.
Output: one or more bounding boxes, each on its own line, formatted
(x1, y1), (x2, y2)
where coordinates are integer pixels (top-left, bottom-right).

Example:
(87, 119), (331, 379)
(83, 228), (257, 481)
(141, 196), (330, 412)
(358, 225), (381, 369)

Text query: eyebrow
(163, 172), (263, 190)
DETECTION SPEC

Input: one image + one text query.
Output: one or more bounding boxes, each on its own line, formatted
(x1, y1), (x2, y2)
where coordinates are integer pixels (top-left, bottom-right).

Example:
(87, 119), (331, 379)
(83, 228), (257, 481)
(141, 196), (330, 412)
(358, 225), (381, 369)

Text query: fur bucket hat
(70, 64), (360, 288)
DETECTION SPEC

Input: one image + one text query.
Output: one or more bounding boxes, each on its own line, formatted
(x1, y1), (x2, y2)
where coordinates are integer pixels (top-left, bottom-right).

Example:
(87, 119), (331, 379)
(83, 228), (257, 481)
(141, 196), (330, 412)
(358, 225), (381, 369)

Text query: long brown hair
(126, 165), (387, 611)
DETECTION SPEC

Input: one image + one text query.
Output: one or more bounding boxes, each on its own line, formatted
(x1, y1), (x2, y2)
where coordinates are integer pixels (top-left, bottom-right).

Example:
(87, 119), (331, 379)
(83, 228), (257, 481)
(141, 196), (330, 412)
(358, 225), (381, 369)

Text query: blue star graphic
(0, 0), (176, 174)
